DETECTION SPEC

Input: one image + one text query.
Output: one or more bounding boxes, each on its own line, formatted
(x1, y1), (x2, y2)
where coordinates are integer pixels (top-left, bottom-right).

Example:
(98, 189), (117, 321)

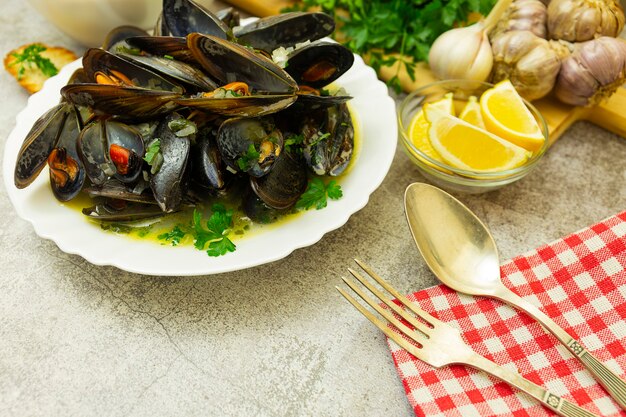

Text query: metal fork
(337, 259), (599, 417)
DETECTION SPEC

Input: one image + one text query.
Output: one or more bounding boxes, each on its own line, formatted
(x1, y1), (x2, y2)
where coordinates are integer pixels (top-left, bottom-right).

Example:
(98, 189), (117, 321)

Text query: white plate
(3, 55), (397, 276)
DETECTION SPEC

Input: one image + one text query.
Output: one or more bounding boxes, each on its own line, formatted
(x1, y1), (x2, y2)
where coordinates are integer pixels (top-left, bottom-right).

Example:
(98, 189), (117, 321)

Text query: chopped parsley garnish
(158, 225), (186, 246)
(143, 138), (162, 174)
(309, 132), (331, 148)
(10, 44), (58, 80)
(296, 178), (343, 210)
(192, 205), (236, 257)
(163, 54), (174, 60)
(115, 45), (141, 55)
(168, 118), (197, 137)
(100, 223), (132, 234)
(237, 144), (260, 171)
(284, 134), (304, 153)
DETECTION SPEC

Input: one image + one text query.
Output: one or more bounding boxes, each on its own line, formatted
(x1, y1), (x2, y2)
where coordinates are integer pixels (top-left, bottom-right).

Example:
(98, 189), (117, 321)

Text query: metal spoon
(404, 182), (626, 411)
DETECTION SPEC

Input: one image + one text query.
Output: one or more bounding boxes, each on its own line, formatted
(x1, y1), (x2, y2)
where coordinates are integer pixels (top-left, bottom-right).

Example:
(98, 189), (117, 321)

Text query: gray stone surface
(0, 2), (625, 416)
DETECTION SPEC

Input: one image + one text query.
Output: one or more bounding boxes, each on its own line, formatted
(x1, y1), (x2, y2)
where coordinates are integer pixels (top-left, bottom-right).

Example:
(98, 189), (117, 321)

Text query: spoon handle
(497, 287), (626, 411)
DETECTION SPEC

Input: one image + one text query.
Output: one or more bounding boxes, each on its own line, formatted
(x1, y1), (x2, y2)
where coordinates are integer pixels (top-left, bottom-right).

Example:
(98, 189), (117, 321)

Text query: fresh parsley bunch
(289, 0), (496, 91)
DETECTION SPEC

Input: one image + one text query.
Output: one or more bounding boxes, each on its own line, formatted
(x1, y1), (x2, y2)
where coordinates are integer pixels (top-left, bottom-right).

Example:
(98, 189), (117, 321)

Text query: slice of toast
(4, 43), (77, 94)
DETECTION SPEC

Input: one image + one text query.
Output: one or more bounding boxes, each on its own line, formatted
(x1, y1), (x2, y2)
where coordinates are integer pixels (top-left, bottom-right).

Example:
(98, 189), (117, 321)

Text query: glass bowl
(398, 79), (549, 194)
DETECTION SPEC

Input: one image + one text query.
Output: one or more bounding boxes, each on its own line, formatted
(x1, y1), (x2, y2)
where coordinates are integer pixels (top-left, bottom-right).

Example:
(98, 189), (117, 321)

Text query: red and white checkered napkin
(388, 211), (626, 417)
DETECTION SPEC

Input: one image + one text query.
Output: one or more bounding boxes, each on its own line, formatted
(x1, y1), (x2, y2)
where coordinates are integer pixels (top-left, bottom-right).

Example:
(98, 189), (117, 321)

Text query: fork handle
(466, 352), (599, 417)
(496, 287), (626, 411)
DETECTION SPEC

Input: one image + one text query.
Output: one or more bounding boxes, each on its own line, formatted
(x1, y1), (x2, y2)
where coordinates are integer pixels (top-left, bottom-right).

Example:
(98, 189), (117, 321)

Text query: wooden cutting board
(225, 0), (626, 144)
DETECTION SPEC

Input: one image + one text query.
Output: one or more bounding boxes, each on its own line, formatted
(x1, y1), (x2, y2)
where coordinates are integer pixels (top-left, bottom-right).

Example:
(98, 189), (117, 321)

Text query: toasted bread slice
(4, 43), (77, 94)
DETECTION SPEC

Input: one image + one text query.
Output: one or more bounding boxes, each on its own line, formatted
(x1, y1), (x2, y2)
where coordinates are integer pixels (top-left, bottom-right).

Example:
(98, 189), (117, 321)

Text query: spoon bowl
(404, 182), (503, 296)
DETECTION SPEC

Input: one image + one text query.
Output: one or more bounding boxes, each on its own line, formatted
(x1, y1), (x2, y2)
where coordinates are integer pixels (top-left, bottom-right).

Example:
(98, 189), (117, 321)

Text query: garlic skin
(554, 37), (626, 106)
(428, 22), (493, 82)
(491, 0), (548, 40)
(491, 30), (562, 100)
(547, 0), (625, 42)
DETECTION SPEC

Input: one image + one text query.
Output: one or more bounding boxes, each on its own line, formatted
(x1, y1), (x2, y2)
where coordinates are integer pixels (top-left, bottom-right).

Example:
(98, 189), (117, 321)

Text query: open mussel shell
(14, 103), (70, 189)
(233, 12), (335, 53)
(83, 200), (165, 222)
(284, 41), (354, 89)
(290, 92), (352, 114)
(250, 150), (307, 210)
(103, 25), (149, 52)
(82, 48), (182, 92)
(117, 53), (218, 91)
(302, 103), (354, 176)
(216, 117), (283, 177)
(150, 112), (192, 213)
(48, 106), (86, 201)
(192, 127), (225, 190)
(187, 33), (297, 94)
(175, 94), (297, 117)
(163, 0), (230, 38)
(61, 84), (181, 120)
(78, 120), (145, 186)
(242, 186), (288, 224)
(126, 36), (197, 64)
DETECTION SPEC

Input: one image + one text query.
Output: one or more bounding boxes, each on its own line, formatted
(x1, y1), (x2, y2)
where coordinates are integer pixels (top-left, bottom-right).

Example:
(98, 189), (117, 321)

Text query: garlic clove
(429, 22), (494, 82)
(490, 0), (548, 40)
(554, 37), (626, 106)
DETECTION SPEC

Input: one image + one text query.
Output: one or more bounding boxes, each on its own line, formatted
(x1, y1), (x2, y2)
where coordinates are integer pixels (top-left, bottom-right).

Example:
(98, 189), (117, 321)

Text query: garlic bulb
(554, 37), (626, 106)
(491, 30), (562, 100)
(491, 0), (548, 40)
(548, 0), (625, 42)
(428, 22), (494, 81)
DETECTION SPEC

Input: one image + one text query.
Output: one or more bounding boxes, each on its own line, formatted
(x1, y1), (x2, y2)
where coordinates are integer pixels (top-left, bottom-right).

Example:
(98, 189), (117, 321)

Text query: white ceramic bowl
(27, 0), (163, 46)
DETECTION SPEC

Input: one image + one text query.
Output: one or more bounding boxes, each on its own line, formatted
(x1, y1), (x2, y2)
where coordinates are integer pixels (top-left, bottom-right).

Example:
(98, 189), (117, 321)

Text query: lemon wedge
(424, 107), (532, 173)
(459, 96), (485, 129)
(408, 93), (454, 162)
(480, 80), (545, 152)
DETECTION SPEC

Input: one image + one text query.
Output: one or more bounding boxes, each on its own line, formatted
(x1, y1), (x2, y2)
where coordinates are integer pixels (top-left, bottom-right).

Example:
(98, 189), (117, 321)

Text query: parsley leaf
(143, 138), (162, 174)
(158, 225), (186, 246)
(236, 144), (260, 171)
(309, 132), (330, 148)
(191, 206), (236, 257)
(10, 44), (59, 80)
(284, 134), (304, 153)
(296, 178), (344, 211)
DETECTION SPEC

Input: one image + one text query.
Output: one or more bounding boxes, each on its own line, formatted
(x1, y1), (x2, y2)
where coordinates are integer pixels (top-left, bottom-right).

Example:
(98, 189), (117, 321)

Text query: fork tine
(354, 258), (442, 327)
(347, 268), (431, 336)
(336, 286), (425, 359)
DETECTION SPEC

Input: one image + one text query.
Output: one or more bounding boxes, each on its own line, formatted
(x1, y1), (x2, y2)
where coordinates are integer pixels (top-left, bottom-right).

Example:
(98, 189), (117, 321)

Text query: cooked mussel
(78, 120), (145, 185)
(284, 41), (354, 89)
(162, 0), (230, 38)
(302, 103), (354, 176)
(233, 12), (335, 54)
(216, 7), (240, 29)
(192, 127), (226, 190)
(149, 112), (192, 212)
(187, 33), (297, 94)
(126, 36), (197, 64)
(85, 180), (156, 204)
(14, 103), (70, 189)
(103, 25), (149, 52)
(216, 116), (283, 177)
(250, 150), (307, 210)
(48, 106), (86, 201)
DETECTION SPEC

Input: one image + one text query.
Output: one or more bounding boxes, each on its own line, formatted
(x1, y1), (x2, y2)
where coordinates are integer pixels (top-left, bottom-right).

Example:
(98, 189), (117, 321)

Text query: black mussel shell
(48, 106), (85, 201)
(242, 186), (287, 224)
(216, 7), (240, 29)
(187, 33), (297, 94)
(192, 127), (225, 190)
(150, 112), (192, 212)
(302, 103), (354, 176)
(103, 25), (149, 52)
(83, 199), (165, 222)
(126, 36), (197, 64)
(15, 103), (70, 188)
(163, 0), (230, 38)
(216, 116), (283, 177)
(250, 150), (307, 210)
(233, 12), (335, 54)
(85, 180), (156, 204)
(174, 94), (297, 117)
(284, 41), (354, 89)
